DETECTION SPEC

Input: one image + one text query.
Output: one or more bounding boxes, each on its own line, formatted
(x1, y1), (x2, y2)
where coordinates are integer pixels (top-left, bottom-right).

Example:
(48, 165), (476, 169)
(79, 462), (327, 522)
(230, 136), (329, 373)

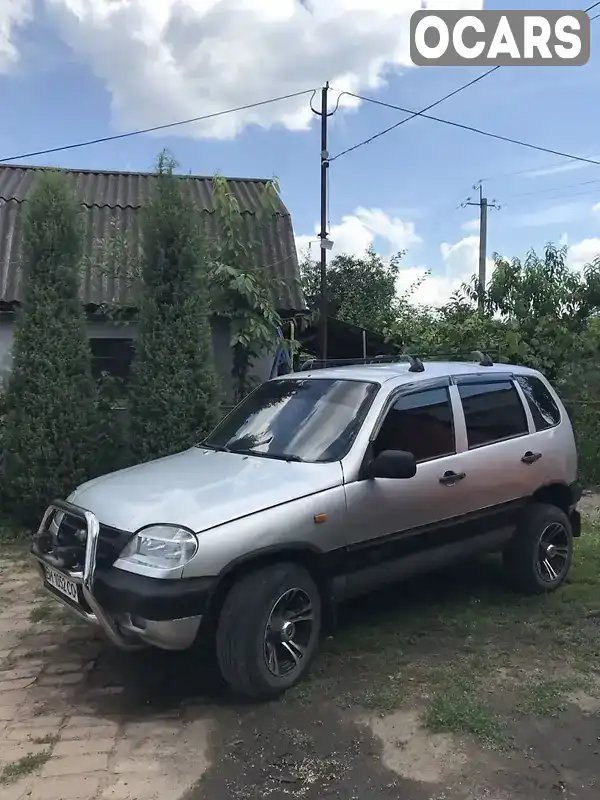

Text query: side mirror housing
(364, 449), (417, 479)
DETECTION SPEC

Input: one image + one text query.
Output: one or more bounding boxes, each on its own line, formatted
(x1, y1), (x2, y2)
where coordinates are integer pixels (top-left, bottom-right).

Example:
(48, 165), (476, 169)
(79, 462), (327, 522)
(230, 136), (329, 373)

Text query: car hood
(69, 447), (344, 533)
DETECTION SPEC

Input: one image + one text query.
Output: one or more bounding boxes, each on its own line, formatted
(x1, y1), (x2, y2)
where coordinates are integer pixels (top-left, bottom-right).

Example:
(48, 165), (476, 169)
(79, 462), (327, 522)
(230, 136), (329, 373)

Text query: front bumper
(31, 500), (213, 651)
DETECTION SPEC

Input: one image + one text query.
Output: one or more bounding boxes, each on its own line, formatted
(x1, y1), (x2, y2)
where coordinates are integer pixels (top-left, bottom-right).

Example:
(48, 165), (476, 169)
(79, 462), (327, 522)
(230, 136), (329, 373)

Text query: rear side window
(458, 380), (528, 448)
(515, 375), (561, 431)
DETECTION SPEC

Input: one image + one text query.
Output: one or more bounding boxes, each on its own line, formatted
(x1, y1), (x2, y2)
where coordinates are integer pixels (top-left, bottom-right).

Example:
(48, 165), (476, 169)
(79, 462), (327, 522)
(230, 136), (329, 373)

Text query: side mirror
(365, 449), (417, 479)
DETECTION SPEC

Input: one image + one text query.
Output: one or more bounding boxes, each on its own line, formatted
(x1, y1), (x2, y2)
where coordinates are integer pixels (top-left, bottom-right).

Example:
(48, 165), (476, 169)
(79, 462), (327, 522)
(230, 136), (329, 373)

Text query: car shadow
(79, 554), (515, 717)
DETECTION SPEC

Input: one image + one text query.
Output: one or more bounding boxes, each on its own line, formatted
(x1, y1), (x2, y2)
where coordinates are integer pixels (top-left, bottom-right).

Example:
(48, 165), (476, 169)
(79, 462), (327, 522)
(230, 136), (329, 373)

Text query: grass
(424, 683), (509, 749)
(0, 751), (51, 785)
(29, 602), (55, 624)
(29, 734), (58, 746)
(516, 676), (589, 718)
(288, 521), (600, 749)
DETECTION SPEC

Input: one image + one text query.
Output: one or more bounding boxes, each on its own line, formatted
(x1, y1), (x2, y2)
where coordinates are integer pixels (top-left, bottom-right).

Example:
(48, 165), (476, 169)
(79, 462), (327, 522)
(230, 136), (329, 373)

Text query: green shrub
(129, 154), (221, 462)
(1, 171), (98, 528)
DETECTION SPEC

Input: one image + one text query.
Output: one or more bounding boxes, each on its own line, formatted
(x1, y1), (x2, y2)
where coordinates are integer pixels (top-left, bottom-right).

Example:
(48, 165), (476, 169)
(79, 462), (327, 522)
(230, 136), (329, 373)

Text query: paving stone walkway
(0, 549), (213, 800)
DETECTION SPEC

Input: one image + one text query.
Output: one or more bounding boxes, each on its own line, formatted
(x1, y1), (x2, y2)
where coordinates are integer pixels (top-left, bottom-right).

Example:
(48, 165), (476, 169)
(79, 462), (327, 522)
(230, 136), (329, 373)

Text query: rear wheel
(503, 503), (573, 595)
(215, 562), (321, 699)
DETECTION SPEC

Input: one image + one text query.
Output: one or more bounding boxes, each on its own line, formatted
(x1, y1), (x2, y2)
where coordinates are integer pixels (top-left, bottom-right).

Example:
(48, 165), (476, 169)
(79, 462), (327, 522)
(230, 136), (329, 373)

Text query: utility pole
(311, 83), (331, 362)
(464, 183), (499, 313)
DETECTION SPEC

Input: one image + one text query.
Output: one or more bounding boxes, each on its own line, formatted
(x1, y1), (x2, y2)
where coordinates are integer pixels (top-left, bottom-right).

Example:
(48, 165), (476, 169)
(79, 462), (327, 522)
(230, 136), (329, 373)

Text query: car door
(450, 373), (542, 528)
(342, 379), (475, 583)
(513, 373), (569, 487)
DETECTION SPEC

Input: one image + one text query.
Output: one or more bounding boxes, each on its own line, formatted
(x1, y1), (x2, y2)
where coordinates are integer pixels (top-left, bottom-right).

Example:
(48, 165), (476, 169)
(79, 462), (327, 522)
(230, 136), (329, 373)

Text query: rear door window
(458, 380), (528, 448)
(515, 375), (561, 431)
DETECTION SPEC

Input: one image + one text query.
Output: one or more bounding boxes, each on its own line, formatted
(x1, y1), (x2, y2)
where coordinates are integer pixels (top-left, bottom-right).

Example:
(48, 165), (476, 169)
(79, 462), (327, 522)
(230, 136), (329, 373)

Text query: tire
(215, 562), (322, 700)
(503, 502), (573, 595)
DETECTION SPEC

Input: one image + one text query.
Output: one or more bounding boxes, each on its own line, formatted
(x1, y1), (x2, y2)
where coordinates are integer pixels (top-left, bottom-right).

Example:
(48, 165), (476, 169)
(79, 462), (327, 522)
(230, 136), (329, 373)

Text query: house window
(89, 338), (134, 382)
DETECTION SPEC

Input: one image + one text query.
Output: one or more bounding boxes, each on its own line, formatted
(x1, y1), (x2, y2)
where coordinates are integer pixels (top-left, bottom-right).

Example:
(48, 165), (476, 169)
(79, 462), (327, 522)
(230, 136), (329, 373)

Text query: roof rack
(472, 350), (493, 367)
(299, 354), (424, 372)
(298, 350), (493, 372)
(371, 354), (425, 372)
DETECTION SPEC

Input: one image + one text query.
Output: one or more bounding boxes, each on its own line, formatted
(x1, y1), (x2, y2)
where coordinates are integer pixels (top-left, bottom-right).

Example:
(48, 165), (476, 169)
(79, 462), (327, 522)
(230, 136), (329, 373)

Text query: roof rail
(298, 351), (491, 372)
(299, 354), (424, 372)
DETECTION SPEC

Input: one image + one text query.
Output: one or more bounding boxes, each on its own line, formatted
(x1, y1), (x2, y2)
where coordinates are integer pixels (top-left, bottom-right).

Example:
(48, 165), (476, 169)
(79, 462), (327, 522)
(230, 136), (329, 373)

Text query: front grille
(38, 511), (133, 570)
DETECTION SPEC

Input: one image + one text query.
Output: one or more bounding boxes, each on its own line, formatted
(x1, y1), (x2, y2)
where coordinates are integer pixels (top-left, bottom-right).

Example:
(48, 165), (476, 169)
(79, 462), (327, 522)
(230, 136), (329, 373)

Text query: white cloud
(397, 235), (498, 306)
(592, 202), (600, 215)
(461, 218), (479, 232)
(7, 0), (483, 139)
(295, 207), (421, 260)
(522, 160), (591, 179)
(506, 203), (583, 228)
(0, 0), (31, 72)
(297, 209), (498, 307)
(568, 238), (600, 272)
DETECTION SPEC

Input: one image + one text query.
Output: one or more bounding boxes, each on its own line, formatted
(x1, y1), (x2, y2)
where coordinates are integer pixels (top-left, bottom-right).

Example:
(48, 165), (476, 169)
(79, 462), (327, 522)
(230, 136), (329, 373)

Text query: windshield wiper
(199, 442), (304, 462)
(227, 447), (305, 463)
(197, 442), (230, 452)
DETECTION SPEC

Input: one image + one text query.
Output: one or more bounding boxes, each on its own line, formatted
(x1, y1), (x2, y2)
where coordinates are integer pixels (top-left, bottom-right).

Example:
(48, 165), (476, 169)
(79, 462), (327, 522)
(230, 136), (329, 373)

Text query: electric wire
(0, 89), (317, 164)
(331, 92), (600, 167)
(330, 2), (600, 164)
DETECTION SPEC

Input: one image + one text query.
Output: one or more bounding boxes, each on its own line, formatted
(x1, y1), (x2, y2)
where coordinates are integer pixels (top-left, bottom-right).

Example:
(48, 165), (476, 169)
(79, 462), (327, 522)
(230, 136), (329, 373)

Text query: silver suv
(31, 355), (581, 699)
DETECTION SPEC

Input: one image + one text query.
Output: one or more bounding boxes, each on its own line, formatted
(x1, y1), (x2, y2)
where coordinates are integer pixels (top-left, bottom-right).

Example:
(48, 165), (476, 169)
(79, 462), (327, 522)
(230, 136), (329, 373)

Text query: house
(0, 164), (305, 400)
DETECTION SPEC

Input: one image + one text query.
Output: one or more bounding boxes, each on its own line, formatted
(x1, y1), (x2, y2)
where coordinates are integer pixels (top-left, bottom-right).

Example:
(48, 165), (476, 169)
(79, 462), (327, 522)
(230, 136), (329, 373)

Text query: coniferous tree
(129, 154), (221, 462)
(2, 171), (97, 526)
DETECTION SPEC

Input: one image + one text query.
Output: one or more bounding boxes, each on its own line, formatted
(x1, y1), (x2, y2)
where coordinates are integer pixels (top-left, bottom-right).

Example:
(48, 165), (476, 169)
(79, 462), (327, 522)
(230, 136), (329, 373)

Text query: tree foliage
(300, 246), (415, 334)
(208, 175), (282, 401)
(1, 172), (98, 525)
(129, 154), (221, 462)
(387, 242), (600, 482)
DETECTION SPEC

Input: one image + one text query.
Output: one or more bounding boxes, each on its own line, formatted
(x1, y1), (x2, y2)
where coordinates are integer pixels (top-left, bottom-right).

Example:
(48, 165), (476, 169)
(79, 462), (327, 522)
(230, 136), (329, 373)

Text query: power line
(0, 89), (317, 164)
(329, 66), (500, 162)
(332, 92), (600, 167)
(479, 151), (600, 182)
(502, 176), (600, 201)
(504, 185), (600, 206)
(330, 2), (600, 164)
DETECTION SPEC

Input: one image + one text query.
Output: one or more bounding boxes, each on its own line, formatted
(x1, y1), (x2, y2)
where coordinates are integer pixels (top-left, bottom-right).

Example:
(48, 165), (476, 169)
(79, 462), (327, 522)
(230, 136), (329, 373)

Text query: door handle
(521, 451), (542, 464)
(439, 470), (466, 485)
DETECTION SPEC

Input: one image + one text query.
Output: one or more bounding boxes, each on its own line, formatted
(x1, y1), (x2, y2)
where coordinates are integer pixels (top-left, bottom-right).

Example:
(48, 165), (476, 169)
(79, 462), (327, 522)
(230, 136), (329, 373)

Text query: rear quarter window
(515, 375), (561, 431)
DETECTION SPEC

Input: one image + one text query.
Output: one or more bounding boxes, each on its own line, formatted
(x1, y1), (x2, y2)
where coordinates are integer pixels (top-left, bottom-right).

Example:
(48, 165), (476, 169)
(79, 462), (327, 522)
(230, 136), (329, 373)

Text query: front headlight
(118, 525), (198, 570)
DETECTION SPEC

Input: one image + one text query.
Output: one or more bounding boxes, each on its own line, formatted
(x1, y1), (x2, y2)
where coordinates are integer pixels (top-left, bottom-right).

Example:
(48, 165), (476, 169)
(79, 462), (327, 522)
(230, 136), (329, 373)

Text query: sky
(1, 0), (599, 306)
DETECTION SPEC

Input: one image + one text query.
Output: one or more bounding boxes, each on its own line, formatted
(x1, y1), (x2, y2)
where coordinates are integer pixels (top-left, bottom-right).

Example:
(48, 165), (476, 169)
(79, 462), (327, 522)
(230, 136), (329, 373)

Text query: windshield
(202, 378), (379, 463)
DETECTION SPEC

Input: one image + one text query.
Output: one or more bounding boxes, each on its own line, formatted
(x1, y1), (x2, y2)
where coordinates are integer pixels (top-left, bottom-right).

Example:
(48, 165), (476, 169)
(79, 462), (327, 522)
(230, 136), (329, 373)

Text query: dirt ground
(2, 497), (600, 799)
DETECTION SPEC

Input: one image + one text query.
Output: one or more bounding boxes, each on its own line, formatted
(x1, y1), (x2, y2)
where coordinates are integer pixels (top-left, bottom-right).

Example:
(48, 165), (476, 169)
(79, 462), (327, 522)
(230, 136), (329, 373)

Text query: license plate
(44, 566), (79, 603)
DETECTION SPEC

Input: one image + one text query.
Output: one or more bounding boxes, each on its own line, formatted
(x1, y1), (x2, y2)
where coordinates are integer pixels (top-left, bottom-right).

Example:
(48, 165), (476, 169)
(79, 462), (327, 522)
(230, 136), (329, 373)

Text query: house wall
(0, 316), (276, 402)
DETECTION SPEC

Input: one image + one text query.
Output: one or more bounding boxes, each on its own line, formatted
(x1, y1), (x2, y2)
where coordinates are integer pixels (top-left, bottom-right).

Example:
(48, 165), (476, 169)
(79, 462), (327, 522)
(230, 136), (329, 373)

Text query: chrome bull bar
(32, 499), (141, 650)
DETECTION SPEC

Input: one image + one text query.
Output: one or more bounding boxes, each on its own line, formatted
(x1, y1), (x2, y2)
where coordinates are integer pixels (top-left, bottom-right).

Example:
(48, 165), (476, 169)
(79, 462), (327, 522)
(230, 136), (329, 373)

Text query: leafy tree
(2, 172), (97, 526)
(208, 175), (282, 402)
(129, 153), (221, 462)
(299, 246), (409, 334)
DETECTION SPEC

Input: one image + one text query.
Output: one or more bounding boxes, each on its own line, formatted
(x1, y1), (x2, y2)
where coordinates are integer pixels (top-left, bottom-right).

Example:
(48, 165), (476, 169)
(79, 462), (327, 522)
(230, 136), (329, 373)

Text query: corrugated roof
(0, 164), (304, 311)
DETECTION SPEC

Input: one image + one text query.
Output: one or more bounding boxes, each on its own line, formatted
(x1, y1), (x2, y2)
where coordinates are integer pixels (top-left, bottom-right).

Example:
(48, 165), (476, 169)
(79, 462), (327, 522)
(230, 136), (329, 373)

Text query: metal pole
(478, 184), (488, 315)
(318, 83), (329, 363)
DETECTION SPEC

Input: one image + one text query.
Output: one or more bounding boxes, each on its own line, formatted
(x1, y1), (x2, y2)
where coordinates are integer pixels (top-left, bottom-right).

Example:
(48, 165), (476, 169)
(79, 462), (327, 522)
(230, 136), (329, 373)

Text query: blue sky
(1, 0), (598, 304)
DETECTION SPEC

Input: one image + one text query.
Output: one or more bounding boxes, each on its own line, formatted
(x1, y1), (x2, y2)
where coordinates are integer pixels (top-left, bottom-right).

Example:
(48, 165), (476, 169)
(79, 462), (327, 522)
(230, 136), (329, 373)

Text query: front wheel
(215, 562), (322, 699)
(503, 503), (573, 595)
